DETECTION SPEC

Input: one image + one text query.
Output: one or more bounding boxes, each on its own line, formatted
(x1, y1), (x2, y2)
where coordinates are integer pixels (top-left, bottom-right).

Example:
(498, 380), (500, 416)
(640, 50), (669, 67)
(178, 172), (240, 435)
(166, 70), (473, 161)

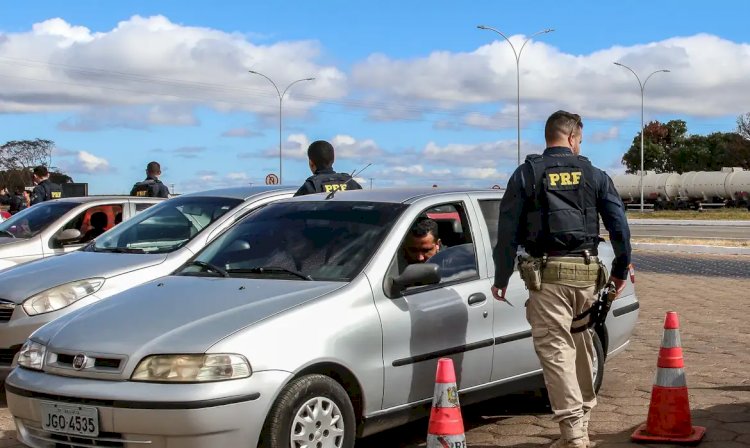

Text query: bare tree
(737, 113), (750, 140)
(0, 139), (55, 187)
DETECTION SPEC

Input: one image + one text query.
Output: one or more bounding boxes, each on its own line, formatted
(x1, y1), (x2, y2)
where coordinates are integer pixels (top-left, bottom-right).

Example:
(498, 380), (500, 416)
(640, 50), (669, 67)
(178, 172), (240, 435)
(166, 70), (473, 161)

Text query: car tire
(592, 330), (605, 393)
(259, 374), (356, 448)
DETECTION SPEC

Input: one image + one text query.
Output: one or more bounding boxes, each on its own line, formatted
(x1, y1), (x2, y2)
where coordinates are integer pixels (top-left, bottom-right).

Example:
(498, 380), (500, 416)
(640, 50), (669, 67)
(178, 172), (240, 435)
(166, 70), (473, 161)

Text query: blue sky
(1, 0), (749, 194)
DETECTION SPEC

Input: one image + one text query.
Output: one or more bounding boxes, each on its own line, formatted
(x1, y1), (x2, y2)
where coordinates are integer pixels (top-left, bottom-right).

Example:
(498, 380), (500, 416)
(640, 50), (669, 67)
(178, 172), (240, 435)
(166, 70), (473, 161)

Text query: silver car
(0, 186), (294, 380)
(5, 188), (639, 448)
(0, 196), (163, 271)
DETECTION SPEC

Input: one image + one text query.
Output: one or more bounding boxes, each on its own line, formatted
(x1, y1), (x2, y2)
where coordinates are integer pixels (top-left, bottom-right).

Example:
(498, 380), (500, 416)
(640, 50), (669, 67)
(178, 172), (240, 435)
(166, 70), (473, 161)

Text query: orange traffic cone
(631, 311), (706, 443)
(426, 358), (466, 448)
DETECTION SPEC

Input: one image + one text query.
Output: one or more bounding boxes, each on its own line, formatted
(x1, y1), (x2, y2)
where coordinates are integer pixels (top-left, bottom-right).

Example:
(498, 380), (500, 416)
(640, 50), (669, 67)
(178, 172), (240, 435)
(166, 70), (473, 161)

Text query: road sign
(265, 173), (279, 185)
(492, 184), (501, 190)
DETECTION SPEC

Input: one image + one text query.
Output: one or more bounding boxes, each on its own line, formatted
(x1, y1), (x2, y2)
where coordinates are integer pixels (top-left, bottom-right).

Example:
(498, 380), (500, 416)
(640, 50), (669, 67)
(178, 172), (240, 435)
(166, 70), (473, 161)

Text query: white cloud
(352, 33), (750, 121)
(72, 151), (110, 174)
(0, 15), (347, 121)
(221, 127), (263, 138)
(590, 126), (620, 143)
(226, 172), (248, 180)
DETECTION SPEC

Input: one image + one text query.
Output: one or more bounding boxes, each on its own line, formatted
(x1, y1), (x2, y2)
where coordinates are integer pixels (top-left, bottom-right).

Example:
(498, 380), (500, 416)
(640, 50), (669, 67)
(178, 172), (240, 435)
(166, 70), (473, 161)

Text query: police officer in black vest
(294, 140), (363, 196)
(491, 110), (631, 448)
(30, 166), (62, 205)
(130, 161), (170, 198)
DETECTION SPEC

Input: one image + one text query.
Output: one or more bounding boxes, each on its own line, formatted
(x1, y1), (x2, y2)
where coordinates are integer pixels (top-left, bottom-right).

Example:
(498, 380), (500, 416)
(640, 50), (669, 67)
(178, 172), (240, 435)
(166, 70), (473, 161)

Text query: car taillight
(628, 264), (635, 284)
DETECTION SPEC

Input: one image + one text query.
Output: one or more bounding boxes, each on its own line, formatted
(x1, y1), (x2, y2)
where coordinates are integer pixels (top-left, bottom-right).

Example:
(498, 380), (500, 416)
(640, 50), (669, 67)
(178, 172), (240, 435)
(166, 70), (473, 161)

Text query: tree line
(0, 139), (73, 188)
(621, 113), (750, 174)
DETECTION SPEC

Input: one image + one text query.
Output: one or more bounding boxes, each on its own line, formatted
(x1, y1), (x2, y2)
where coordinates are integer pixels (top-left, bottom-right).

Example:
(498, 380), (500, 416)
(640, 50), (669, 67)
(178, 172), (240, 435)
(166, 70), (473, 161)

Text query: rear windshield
(0, 202), (78, 239)
(90, 196), (243, 254)
(180, 201), (408, 282)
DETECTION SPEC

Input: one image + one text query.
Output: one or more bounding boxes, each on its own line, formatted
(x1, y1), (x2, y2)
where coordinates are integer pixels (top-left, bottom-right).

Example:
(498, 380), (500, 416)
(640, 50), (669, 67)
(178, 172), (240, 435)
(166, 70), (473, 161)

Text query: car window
(0, 202), (79, 239)
(180, 201), (408, 282)
(477, 199), (501, 248)
(393, 201), (479, 288)
(54, 204), (124, 247)
(90, 196), (242, 254)
(135, 202), (155, 213)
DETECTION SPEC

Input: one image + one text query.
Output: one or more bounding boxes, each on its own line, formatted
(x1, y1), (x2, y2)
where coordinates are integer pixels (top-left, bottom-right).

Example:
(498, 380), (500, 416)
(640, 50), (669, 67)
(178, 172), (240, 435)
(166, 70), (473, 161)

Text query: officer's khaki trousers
(526, 282), (597, 442)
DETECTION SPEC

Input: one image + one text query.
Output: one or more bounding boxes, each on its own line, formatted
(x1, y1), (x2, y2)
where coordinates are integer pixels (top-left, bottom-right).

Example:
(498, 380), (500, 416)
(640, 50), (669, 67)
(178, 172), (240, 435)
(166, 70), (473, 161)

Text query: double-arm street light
(248, 70), (315, 184)
(477, 25), (554, 166)
(613, 62), (670, 212)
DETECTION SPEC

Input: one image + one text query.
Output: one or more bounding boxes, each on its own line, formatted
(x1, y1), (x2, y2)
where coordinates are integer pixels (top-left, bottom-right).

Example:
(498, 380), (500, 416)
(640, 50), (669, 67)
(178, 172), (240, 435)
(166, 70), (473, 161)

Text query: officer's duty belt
(542, 256), (600, 283)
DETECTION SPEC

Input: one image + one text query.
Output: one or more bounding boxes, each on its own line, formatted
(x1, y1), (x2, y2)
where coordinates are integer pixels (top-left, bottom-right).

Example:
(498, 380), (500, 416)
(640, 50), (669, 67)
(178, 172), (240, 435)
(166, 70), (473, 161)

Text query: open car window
(179, 201), (408, 282)
(90, 196), (242, 254)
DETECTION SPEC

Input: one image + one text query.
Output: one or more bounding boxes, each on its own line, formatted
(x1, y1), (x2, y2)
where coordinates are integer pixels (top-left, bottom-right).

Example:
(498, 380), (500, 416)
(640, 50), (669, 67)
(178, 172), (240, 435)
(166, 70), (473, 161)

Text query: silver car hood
(0, 251), (168, 303)
(38, 276), (345, 356)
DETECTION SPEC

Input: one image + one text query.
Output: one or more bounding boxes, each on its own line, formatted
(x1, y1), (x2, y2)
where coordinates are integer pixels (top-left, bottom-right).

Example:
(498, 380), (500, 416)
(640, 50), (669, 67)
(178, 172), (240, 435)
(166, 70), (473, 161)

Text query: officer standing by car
(130, 161), (170, 198)
(491, 110), (632, 448)
(30, 166), (62, 205)
(294, 140), (363, 196)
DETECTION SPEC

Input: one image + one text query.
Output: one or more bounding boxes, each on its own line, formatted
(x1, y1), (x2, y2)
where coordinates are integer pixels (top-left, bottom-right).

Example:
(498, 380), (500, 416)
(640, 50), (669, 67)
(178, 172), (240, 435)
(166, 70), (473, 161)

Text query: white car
(0, 196), (163, 270)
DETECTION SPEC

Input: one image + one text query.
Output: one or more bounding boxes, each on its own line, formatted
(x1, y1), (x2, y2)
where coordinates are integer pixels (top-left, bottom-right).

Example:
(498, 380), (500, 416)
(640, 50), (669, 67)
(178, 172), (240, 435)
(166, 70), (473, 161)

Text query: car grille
(56, 354), (122, 371)
(0, 347), (20, 366)
(0, 300), (15, 322)
(25, 426), (127, 447)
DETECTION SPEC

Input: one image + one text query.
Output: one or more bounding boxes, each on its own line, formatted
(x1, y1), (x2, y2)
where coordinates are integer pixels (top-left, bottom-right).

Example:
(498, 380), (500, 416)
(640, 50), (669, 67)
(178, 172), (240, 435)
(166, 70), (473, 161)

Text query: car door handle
(468, 293), (487, 306)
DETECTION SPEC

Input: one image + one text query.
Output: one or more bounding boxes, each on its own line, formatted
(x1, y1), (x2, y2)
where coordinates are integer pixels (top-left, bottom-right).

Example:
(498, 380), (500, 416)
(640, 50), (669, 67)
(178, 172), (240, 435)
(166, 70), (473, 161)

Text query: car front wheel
(259, 374), (356, 448)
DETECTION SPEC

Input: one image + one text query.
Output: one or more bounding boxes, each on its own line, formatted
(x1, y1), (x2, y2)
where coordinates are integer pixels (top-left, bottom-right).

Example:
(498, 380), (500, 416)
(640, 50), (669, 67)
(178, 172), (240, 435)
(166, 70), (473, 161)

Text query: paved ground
(0, 250), (748, 447)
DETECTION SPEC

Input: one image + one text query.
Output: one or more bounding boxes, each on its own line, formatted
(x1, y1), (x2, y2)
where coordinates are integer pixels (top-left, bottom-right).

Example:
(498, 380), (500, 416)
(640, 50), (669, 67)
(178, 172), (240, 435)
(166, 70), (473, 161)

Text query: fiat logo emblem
(72, 354), (87, 370)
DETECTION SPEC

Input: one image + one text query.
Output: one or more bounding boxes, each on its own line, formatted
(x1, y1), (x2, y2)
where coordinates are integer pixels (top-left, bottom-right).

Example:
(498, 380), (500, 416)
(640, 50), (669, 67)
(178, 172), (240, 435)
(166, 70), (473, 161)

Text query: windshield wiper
(226, 266), (313, 281)
(0, 230), (15, 239)
(93, 247), (146, 254)
(186, 260), (230, 278)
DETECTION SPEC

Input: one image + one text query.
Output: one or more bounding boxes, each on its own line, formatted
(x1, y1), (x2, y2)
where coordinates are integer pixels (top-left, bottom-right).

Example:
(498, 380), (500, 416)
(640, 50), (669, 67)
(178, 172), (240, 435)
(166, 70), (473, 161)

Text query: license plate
(41, 402), (99, 437)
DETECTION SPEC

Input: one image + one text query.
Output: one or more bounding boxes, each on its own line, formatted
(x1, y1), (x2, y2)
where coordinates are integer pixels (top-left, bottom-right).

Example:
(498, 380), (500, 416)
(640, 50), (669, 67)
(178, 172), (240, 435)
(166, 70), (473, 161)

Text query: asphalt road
(627, 222), (750, 240)
(632, 251), (750, 279)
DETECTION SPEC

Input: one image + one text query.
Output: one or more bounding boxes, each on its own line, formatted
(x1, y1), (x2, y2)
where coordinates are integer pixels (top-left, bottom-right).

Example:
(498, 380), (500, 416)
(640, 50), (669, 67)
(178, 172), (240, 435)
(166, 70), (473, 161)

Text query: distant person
(30, 166), (62, 205)
(130, 161), (170, 198)
(81, 212), (109, 243)
(114, 212), (123, 225)
(294, 140), (363, 196)
(9, 186), (28, 214)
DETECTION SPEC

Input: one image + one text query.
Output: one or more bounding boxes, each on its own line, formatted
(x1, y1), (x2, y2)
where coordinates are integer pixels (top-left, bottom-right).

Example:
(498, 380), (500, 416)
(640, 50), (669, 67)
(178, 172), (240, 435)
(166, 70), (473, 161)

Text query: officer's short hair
(33, 166), (49, 178)
(146, 161), (161, 175)
(409, 218), (439, 241)
(545, 110), (583, 141)
(307, 141), (335, 170)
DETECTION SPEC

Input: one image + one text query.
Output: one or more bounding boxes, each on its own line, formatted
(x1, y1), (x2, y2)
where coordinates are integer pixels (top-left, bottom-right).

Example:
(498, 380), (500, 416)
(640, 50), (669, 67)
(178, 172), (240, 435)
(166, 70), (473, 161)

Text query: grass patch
(632, 237), (750, 247)
(627, 208), (750, 220)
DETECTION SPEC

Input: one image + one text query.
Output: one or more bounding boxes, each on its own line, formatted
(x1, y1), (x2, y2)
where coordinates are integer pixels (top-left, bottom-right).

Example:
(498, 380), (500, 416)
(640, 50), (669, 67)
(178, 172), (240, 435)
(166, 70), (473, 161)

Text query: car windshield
(0, 202), (79, 239)
(90, 196), (243, 254)
(178, 201), (408, 282)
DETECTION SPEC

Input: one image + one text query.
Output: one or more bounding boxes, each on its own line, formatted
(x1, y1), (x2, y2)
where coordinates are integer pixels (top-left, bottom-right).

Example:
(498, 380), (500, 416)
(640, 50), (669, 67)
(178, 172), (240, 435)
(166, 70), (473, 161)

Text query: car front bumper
(6, 367), (291, 448)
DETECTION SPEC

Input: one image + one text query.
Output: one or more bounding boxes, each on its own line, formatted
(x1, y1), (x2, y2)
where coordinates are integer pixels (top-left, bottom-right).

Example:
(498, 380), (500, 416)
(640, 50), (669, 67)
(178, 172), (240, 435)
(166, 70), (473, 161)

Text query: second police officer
(130, 161), (170, 198)
(30, 166), (62, 205)
(492, 110), (632, 448)
(294, 140), (363, 196)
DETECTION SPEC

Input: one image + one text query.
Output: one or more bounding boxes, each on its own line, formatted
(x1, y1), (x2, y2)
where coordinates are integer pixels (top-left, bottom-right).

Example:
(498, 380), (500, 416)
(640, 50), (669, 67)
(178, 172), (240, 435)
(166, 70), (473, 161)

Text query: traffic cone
(631, 311), (706, 443)
(426, 358), (466, 448)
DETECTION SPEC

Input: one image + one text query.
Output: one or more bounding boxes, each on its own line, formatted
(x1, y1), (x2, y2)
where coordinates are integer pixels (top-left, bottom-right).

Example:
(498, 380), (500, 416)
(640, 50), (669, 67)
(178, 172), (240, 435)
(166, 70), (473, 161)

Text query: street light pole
(248, 71), (315, 184)
(613, 62), (670, 212)
(477, 25), (554, 166)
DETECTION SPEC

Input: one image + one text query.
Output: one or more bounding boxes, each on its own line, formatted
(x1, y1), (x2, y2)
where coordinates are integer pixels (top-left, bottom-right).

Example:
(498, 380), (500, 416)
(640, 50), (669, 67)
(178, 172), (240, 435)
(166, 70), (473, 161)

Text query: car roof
(50, 196), (164, 204)
(175, 186), (297, 200)
(285, 187), (503, 204)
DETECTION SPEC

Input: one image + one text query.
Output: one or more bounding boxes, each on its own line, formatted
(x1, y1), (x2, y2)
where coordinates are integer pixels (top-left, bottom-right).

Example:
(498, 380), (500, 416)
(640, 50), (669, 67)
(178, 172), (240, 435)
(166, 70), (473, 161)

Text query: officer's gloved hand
(491, 286), (508, 303)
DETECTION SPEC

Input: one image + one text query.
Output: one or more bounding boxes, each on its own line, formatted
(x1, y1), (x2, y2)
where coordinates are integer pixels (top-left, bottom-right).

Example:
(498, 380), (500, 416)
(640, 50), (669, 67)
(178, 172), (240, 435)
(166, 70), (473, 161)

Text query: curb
(633, 242), (750, 255)
(627, 219), (750, 227)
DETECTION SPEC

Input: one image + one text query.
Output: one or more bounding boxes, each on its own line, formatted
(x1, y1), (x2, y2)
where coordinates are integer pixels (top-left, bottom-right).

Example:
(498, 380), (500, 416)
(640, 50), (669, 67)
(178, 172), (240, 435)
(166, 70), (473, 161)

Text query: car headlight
(22, 278), (105, 316)
(17, 340), (47, 371)
(131, 354), (252, 382)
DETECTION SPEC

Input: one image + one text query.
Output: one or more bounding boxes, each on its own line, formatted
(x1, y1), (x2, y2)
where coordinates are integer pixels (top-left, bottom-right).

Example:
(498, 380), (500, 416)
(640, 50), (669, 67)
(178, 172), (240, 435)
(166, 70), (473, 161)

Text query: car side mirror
(55, 228), (82, 245)
(390, 263), (441, 296)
